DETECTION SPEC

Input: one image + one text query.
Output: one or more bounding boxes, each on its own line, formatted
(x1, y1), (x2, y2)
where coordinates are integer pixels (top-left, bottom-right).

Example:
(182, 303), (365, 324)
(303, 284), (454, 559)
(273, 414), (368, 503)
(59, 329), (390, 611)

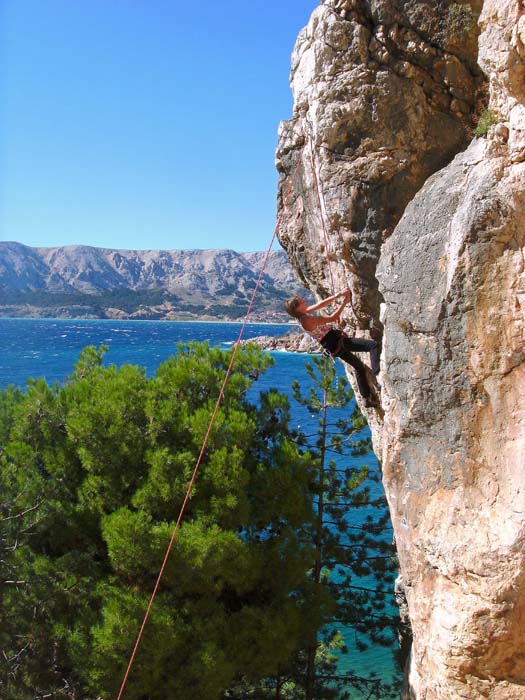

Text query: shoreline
(0, 316), (294, 327)
(0, 317), (314, 355)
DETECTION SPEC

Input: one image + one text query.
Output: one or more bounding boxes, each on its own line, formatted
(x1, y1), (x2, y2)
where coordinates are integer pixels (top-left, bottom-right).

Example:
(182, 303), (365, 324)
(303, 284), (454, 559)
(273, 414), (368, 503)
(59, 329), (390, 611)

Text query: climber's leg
(344, 337), (380, 375)
(334, 345), (371, 399)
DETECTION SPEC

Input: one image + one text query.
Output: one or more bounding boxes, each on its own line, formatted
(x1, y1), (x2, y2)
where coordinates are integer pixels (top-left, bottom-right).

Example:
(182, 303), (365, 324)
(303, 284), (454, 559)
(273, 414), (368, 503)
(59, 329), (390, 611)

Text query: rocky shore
(242, 329), (320, 354)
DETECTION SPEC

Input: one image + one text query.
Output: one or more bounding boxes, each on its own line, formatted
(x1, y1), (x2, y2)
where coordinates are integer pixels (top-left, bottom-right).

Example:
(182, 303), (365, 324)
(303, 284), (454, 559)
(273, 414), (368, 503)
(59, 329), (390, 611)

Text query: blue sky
(1, 1), (319, 252)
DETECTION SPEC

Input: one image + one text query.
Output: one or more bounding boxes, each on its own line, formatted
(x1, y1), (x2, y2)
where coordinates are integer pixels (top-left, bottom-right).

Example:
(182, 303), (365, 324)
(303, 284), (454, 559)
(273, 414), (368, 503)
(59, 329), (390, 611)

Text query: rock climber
(284, 289), (380, 406)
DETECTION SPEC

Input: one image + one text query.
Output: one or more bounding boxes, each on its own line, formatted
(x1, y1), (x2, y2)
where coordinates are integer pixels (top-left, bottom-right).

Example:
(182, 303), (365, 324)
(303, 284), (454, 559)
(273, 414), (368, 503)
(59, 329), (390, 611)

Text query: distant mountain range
(0, 242), (307, 322)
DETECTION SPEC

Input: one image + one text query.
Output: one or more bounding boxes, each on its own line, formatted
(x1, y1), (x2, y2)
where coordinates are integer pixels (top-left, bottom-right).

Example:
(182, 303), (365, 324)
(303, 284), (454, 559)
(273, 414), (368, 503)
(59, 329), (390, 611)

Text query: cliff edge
(276, 1), (525, 698)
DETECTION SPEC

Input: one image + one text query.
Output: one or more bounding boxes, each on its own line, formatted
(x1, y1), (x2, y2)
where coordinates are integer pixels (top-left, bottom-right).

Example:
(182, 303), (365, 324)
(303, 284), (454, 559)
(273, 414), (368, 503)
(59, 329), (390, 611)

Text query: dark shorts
(319, 330), (381, 398)
(320, 329), (343, 355)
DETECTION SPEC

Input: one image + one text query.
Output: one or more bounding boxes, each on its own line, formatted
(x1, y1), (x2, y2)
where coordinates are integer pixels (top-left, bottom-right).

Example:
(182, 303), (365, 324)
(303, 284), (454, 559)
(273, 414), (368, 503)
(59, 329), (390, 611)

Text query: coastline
(1, 316), (317, 355)
(0, 318), (317, 390)
(241, 330), (320, 354)
(0, 316), (294, 327)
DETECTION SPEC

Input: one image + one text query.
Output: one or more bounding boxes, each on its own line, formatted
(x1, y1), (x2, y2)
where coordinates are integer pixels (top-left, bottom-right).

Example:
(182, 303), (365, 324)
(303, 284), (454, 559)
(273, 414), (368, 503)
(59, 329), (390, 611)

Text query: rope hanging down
(308, 134), (337, 299)
(115, 140), (308, 700)
(307, 126), (361, 323)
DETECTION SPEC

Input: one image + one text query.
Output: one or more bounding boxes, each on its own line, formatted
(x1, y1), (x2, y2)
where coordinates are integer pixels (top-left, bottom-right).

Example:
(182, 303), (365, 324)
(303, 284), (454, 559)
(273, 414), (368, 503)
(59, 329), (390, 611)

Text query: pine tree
(0, 384), (42, 699)
(0, 343), (321, 700)
(0, 345), (401, 700)
(290, 355), (400, 700)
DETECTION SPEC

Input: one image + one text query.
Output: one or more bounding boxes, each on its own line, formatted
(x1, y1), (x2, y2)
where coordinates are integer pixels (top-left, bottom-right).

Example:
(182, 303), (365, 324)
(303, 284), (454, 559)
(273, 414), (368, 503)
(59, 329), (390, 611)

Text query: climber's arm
(305, 288), (351, 313)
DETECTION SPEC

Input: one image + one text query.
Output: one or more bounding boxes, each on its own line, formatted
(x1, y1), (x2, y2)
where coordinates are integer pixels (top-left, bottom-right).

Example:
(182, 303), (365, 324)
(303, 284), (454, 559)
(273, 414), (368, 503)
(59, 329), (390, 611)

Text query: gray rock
(241, 330), (320, 354)
(276, 0), (485, 339)
(275, 0), (525, 698)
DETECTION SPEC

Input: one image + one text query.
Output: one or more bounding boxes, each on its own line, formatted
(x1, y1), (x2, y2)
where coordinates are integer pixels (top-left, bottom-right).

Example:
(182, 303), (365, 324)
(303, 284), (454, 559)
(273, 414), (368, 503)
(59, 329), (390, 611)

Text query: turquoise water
(0, 318), (399, 695)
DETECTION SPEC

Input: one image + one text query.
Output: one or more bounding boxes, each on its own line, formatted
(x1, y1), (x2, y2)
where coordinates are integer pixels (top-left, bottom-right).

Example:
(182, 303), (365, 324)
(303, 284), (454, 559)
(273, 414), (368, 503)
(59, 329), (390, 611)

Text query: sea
(0, 318), (399, 696)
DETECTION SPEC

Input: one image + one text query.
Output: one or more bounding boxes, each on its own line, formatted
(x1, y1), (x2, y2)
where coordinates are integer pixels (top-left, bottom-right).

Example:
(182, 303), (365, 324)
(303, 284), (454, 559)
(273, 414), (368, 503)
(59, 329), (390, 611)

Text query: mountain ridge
(0, 241), (306, 321)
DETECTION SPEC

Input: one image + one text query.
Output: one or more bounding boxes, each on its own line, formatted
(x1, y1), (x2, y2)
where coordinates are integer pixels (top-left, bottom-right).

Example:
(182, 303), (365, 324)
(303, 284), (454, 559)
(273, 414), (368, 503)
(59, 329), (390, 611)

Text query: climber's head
(284, 296), (307, 318)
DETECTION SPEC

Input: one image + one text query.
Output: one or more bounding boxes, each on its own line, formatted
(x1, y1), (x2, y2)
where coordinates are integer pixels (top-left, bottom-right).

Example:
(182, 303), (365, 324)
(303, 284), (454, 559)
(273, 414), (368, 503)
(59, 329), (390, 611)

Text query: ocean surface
(0, 318), (398, 695)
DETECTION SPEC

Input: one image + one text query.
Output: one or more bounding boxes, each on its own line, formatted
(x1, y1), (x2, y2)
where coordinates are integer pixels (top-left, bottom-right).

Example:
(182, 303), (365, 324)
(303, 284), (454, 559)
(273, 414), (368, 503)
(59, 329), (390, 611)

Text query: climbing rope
(115, 141), (308, 700)
(307, 124), (337, 299)
(306, 121), (361, 323)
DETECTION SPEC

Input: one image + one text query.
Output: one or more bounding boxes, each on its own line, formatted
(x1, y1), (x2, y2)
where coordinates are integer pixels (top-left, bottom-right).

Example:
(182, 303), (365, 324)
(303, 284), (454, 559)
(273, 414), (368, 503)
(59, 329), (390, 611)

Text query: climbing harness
(320, 328), (345, 359)
(116, 141), (308, 700)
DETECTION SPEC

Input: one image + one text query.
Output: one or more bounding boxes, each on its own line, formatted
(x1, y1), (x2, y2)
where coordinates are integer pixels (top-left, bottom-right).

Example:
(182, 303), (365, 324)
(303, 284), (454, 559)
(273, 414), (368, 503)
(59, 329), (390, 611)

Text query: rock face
(242, 329), (320, 353)
(276, 1), (525, 698)
(276, 0), (486, 337)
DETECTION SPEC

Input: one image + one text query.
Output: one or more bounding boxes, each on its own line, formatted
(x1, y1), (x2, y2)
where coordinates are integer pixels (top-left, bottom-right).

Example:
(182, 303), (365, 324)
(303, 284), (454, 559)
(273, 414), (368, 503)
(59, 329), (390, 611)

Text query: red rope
(115, 140), (307, 700)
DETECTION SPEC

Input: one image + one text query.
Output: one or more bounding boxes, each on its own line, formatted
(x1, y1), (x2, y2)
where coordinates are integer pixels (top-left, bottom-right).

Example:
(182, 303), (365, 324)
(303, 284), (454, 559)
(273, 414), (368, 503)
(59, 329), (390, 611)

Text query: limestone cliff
(276, 1), (525, 698)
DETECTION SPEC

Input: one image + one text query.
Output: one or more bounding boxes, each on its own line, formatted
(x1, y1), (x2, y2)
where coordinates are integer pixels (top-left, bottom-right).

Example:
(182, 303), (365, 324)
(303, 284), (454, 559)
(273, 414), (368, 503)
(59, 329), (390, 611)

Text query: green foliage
(1, 284), (291, 319)
(474, 108), (496, 137)
(288, 356), (400, 699)
(0, 342), (317, 700)
(223, 356), (401, 700)
(0, 288), (178, 314)
(0, 345), (401, 700)
(0, 385), (23, 454)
